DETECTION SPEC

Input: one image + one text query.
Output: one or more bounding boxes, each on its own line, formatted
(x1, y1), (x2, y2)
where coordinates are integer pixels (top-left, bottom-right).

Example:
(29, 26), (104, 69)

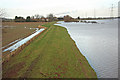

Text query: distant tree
(34, 14), (40, 19)
(15, 16), (18, 20)
(47, 13), (54, 21)
(31, 16), (34, 19)
(40, 16), (45, 18)
(77, 16), (80, 20)
(39, 15), (45, 22)
(0, 8), (6, 18)
(26, 16), (31, 22)
(30, 16), (36, 22)
(14, 16), (25, 22)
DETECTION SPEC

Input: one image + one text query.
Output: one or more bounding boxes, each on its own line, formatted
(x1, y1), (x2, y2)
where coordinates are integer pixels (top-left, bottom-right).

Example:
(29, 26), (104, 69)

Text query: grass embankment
(3, 22), (97, 78)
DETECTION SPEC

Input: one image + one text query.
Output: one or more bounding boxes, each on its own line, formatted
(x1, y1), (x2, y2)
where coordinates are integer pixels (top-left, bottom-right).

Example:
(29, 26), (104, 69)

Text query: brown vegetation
(64, 15), (79, 22)
(3, 62), (25, 78)
(2, 22), (47, 47)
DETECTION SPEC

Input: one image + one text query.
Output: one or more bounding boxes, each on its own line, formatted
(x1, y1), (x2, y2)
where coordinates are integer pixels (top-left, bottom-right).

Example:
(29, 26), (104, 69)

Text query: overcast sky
(0, 0), (119, 18)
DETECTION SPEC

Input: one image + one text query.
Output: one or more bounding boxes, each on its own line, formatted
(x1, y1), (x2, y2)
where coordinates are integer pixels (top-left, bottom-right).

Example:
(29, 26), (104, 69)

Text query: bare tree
(0, 8), (5, 18)
(40, 15), (45, 18)
(34, 14), (40, 19)
(31, 16), (34, 19)
(47, 13), (54, 21)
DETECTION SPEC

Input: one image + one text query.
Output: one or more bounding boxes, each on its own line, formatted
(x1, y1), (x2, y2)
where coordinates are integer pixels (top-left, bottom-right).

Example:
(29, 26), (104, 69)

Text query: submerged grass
(2, 22), (97, 78)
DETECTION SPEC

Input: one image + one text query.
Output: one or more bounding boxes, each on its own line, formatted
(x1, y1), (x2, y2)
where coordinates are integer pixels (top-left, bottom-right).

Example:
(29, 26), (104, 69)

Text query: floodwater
(2, 28), (39, 50)
(3, 28), (45, 52)
(55, 19), (118, 78)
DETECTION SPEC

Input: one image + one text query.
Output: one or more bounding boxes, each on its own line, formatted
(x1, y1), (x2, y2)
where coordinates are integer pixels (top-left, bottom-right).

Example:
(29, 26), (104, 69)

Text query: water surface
(55, 19), (118, 78)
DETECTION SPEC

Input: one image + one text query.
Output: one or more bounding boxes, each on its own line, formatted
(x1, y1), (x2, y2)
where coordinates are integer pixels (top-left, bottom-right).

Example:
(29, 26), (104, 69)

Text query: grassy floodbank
(2, 22), (97, 78)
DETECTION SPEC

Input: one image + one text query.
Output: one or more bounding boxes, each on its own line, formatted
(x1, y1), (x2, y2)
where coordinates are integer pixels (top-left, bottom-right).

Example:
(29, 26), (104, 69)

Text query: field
(2, 22), (97, 78)
(2, 22), (47, 47)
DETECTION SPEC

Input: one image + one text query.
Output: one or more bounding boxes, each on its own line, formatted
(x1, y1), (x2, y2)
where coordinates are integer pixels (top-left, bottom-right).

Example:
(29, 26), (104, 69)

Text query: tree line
(14, 14), (58, 22)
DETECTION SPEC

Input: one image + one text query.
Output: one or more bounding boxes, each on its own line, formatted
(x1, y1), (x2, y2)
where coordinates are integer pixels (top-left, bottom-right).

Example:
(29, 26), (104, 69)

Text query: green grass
(3, 22), (97, 78)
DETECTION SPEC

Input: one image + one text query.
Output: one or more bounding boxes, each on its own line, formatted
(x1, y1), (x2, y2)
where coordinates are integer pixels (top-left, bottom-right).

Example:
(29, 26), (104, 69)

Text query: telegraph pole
(119, 1), (120, 18)
(94, 8), (96, 18)
(86, 12), (87, 18)
(110, 4), (114, 18)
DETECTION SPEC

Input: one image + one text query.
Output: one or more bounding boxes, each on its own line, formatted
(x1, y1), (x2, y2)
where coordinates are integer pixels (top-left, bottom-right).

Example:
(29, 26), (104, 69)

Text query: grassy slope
(3, 22), (97, 78)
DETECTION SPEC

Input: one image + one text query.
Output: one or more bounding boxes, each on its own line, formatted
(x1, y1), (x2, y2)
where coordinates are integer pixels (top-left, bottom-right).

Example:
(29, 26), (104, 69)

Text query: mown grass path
(3, 22), (97, 78)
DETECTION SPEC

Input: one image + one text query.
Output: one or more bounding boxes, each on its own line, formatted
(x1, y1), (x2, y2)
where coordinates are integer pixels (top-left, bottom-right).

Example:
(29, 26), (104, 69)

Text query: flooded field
(55, 19), (118, 78)
(2, 22), (47, 47)
(3, 28), (45, 52)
